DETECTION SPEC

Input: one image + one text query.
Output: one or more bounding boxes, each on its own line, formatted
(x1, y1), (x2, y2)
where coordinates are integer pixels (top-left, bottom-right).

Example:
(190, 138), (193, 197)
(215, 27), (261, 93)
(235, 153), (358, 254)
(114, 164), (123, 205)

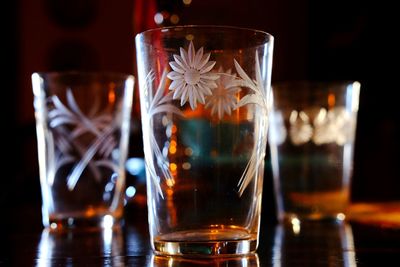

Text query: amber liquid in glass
(148, 116), (265, 256)
(274, 142), (351, 221)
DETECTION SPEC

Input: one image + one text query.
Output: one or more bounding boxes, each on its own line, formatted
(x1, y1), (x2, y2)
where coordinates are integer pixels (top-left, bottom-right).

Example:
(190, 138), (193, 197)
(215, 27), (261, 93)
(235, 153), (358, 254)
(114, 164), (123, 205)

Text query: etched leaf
(143, 69), (185, 198)
(47, 89), (121, 191)
(232, 52), (269, 196)
(236, 94), (265, 108)
(66, 124), (116, 190)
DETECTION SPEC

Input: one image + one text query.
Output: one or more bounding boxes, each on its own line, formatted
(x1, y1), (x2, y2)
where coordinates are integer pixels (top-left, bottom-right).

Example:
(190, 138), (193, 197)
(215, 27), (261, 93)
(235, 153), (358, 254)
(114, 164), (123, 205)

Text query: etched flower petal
(169, 62), (185, 74)
(188, 88), (197, 110)
(173, 85), (184, 99)
(173, 54), (189, 70)
(188, 41), (196, 66)
(167, 71), (182, 80)
(180, 87), (189, 105)
(197, 81), (213, 95)
(200, 61), (216, 74)
(224, 101), (232, 113)
(203, 80), (218, 89)
(169, 79), (183, 90)
(198, 53), (211, 69)
(194, 47), (204, 67)
(195, 86), (206, 104)
(218, 103), (224, 119)
(180, 47), (190, 66)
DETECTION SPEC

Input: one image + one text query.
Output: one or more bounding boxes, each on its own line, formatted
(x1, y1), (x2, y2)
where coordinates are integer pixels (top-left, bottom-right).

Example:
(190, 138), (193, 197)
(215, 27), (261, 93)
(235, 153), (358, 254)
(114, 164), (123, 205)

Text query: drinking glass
(269, 81), (361, 223)
(32, 71), (134, 229)
(135, 25), (274, 256)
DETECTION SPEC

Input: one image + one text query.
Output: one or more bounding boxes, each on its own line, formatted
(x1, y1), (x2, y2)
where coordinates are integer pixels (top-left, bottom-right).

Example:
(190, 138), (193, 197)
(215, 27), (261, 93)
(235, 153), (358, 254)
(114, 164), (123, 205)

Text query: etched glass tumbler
(32, 71), (134, 229)
(135, 26), (274, 256)
(269, 81), (361, 223)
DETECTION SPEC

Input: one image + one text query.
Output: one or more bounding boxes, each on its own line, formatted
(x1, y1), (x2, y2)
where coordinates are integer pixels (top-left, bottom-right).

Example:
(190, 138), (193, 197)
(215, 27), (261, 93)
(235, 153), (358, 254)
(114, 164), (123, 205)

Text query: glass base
(151, 253), (260, 266)
(153, 229), (258, 257)
(281, 212), (347, 224)
(46, 214), (122, 231)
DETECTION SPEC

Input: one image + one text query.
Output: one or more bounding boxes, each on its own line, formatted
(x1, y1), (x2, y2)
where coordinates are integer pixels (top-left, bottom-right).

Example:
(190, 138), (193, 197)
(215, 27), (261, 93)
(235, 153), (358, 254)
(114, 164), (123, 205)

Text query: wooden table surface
(1, 202), (400, 266)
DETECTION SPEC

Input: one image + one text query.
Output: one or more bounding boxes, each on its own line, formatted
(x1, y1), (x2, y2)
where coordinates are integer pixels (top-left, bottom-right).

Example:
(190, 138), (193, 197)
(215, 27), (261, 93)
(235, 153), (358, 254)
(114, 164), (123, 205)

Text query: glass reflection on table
(150, 253), (259, 267)
(36, 226), (124, 266)
(272, 221), (357, 267)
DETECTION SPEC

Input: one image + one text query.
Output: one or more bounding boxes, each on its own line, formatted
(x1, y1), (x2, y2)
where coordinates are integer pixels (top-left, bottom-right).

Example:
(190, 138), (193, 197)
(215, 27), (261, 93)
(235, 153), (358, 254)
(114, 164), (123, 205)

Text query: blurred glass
(32, 71), (134, 229)
(269, 81), (360, 223)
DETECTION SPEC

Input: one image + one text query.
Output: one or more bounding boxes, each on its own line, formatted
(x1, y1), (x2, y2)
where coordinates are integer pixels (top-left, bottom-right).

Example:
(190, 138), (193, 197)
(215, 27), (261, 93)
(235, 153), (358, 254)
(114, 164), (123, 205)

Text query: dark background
(2, 0), (399, 226)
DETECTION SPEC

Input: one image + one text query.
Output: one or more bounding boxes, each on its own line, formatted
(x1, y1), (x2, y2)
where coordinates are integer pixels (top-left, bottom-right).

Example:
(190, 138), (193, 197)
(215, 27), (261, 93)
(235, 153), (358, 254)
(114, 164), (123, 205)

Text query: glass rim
(135, 24), (274, 41)
(272, 80), (361, 88)
(31, 70), (135, 81)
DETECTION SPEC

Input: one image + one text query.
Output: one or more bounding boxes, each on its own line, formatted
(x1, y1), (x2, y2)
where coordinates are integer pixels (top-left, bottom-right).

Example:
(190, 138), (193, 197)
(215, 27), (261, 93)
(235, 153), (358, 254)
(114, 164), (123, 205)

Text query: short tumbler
(135, 25), (274, 256)
(269, 81), (361, 223)
(32, 71), (134, 229)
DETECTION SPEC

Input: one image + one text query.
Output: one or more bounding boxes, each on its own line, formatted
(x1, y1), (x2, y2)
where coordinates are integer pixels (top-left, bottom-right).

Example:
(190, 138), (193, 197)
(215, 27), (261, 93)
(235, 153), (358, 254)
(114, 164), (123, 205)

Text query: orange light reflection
(328, 93), (335, 108)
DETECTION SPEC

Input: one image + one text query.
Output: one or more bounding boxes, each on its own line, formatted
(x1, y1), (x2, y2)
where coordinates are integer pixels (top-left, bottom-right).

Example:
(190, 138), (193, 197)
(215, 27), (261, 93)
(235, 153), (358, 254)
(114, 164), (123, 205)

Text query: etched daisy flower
(289, 110), (313, 145)
(205, 68), (241, 119)
(312, 108), (336, 145)
(312, 107), (353, 145)
(167, 41), (219, 110)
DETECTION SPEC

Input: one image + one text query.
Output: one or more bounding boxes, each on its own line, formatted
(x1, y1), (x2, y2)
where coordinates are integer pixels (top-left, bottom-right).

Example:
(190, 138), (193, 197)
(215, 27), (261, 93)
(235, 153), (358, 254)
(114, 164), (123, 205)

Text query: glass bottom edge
(153, 239), (258, 257)
(45, 214), (123, 231)
(281, 212), (347, 224)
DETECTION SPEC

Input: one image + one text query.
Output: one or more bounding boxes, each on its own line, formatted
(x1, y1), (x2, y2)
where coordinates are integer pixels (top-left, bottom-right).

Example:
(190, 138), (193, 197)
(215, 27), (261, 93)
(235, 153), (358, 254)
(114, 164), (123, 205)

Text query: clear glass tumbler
(32, 71), (134, 229)
(269, 81), (361, 223)
(135, 25), (274, 256)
